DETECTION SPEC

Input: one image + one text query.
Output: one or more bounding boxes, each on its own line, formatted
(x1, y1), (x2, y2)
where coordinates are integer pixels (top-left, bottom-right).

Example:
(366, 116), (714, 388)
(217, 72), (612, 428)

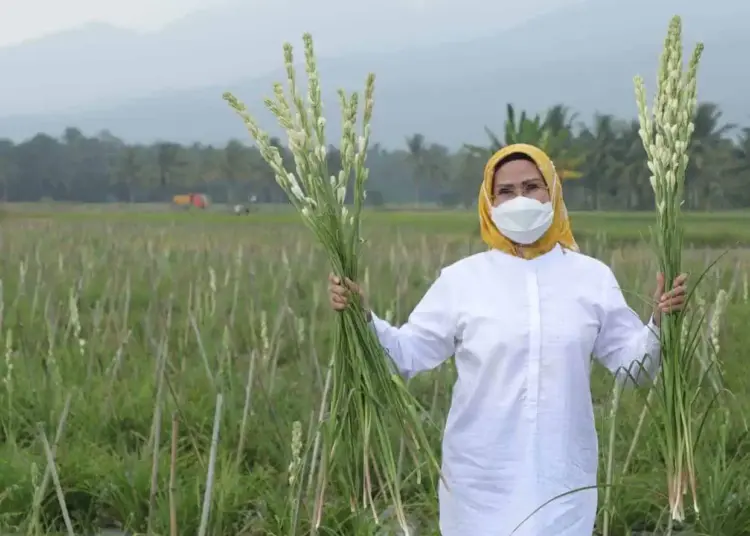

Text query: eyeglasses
(493, 180), (548, 200)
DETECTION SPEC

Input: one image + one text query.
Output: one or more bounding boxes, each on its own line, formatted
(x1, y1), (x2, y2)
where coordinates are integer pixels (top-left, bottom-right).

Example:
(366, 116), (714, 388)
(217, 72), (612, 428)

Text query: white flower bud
(287, 178), (304, 201)
(290, 182), (304, 200)
(666, 170), (676, 187)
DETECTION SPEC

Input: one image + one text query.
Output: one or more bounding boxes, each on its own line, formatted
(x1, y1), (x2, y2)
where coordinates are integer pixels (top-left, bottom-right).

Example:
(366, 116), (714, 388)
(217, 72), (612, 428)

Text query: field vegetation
(0, 207), (748, 535)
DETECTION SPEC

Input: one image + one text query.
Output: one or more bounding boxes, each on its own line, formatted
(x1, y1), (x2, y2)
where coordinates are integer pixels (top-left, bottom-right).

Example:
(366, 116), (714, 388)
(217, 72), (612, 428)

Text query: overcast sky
(0, 0), (234, 47)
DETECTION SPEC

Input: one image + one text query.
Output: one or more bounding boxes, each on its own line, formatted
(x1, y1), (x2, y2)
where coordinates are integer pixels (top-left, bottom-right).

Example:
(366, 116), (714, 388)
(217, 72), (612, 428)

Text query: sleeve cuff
(646, 315), (660, 343)
(644, 315), (661, 369)
(368, 310), (386, 335)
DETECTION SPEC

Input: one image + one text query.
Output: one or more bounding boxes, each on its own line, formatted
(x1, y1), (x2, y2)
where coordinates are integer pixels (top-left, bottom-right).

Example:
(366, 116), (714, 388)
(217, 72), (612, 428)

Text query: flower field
(0, 208), (748, 535)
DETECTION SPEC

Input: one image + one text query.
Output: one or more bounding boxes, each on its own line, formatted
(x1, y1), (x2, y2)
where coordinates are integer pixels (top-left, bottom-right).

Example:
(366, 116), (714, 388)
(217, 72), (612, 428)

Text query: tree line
(0, 102), (747, 210)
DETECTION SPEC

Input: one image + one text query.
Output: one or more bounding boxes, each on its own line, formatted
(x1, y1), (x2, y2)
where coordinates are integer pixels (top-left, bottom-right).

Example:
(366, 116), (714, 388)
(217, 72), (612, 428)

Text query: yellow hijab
(478, 143), (578, 259)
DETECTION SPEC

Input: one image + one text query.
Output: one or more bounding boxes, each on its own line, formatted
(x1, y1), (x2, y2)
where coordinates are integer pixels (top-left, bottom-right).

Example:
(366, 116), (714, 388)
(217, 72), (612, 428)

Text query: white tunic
(370, 245), (660, 536)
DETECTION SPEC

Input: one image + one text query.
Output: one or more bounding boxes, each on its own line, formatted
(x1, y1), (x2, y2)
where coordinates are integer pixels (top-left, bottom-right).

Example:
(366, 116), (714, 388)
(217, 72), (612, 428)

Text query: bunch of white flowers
(634, 15), (704, 525)
(223, 33), (439, 531)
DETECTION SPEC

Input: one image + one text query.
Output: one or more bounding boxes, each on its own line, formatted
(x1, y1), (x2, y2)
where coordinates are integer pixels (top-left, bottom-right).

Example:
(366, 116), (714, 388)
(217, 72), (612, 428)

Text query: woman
(328, 144), (687, 536)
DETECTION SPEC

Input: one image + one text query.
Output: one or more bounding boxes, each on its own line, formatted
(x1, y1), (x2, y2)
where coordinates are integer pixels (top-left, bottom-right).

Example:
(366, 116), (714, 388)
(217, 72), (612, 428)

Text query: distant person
(327, 144), (687, 536)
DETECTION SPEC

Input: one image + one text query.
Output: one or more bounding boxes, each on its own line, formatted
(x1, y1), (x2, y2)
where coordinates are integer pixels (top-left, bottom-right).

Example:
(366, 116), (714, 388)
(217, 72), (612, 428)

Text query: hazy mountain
(0, 0), (576, 115)
(0, 0), (747, 148)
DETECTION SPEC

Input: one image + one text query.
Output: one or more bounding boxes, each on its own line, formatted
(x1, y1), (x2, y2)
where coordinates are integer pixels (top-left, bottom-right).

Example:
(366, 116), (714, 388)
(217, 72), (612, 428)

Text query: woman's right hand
(328, 273), (368, 314)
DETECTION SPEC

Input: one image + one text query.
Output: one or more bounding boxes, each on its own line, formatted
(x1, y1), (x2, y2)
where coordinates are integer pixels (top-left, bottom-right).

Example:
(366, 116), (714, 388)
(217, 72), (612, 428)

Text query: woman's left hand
(653, 272), (688, 327)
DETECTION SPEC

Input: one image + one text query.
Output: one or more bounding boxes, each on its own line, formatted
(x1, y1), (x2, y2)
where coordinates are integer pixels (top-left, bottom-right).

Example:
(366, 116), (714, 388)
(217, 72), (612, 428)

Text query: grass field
(0, 205), (748, 535)
(6, 203), (750, 246)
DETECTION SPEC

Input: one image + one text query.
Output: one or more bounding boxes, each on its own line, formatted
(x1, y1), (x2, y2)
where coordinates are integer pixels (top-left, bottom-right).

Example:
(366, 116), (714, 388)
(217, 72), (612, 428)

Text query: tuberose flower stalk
(634, 15), (704, 526)
(222, 33), (440, 531)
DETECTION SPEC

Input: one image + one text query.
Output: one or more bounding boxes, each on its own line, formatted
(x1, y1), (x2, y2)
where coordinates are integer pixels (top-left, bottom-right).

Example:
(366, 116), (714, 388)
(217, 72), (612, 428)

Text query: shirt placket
(524, 264), (542, 533)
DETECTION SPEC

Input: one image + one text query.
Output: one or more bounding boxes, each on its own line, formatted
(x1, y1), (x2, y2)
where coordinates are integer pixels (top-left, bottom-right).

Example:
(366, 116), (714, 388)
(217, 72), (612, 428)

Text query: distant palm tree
(686, 102), (736, 208)
(156, 142), (181, 187)
(578, 113), (618, 209)
(406, 134), (427, 205)
(731, 127), (750, 173)
(464, 103), (585, 180)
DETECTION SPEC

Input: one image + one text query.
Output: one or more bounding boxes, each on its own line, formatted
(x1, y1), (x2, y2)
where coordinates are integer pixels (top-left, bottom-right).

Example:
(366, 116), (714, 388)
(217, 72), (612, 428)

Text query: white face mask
(484, 175), (557, 245)
(490, 196), (554, 245)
